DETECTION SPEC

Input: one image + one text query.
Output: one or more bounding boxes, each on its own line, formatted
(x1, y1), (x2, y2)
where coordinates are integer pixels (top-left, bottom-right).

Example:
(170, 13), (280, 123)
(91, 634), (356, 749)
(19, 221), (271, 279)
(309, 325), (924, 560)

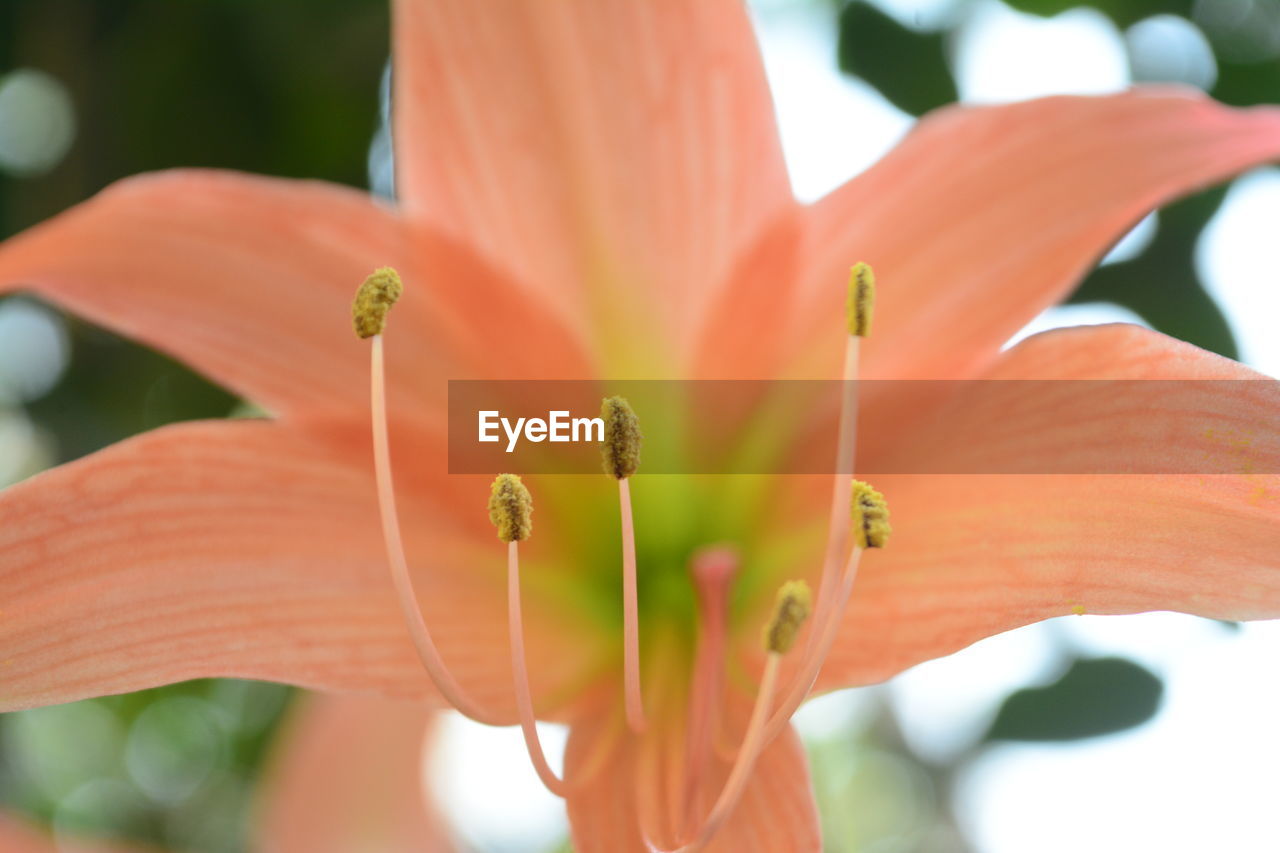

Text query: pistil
(681, 546), (738, 835)
(648, 581), (812, 852)
(355, 268), (503, 726)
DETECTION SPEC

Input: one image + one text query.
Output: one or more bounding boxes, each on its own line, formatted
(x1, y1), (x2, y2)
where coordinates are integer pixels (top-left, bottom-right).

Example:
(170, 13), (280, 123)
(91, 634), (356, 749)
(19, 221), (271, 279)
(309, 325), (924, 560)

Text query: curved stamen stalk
(357, 269), (503, 726)
(619, 477), (645, 732)
(762, 546), (863, 745)
(604, 395), (647, 733)
(508, 538), (569, 797)
(488, 473), (569, 796)
(802, 263), (874, 665)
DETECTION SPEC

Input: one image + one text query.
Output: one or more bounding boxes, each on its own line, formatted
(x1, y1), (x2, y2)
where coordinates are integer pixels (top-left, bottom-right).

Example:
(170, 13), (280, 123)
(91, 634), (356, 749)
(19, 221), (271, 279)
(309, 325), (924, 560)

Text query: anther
(851, 480), (891, 549)
(763, 580), (813, 655)
(602, 395), (643, 479)
(847, 262), (875, 338)
(352, 266), (404, 339)
(488, 473), (533, 543)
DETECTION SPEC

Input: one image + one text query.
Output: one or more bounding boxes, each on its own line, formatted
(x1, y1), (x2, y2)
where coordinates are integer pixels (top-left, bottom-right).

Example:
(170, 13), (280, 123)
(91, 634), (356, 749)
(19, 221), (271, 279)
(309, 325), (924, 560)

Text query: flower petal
(0, 170), (424, 420)
(0, 816), (157, 853)
(564, 693), (820, 852)
(818, 325), (1280, 688)
(257, 693), (453, 852)
(392, 0), (793, 358)
(790, 89), (1280, 380)
(0, 419), (591, 715)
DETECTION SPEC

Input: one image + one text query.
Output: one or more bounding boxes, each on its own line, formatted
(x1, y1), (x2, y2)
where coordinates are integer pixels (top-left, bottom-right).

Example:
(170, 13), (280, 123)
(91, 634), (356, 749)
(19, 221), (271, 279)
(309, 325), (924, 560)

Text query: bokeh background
(1, 0), (1279, 850)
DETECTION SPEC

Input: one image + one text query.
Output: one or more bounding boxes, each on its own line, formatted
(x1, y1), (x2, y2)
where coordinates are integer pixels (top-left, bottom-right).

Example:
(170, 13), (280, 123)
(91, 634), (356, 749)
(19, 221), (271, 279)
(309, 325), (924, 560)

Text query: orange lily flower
(3, 0), (1280, 849)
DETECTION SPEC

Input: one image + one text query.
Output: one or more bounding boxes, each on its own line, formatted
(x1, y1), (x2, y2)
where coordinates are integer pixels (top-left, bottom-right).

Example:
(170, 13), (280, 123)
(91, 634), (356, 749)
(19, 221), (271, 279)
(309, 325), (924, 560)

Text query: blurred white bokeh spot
(429, 716), (568, 852)
(0, 68), (76, 176)
(0, 298), (71, 404)
(953, 0), (1130, 102)
(1126, 15), (1218, 90)
(1198, 168), (1280, 379)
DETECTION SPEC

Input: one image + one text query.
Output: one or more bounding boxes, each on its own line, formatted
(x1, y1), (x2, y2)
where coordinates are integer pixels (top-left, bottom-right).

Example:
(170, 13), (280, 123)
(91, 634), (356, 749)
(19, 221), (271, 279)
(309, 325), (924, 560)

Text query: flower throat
(352, 264), (890, 851)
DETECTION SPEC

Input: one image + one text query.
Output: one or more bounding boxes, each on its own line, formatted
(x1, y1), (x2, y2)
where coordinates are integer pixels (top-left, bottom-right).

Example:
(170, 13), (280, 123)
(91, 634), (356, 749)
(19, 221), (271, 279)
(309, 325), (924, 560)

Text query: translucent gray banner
(446, 379), (1280, 475)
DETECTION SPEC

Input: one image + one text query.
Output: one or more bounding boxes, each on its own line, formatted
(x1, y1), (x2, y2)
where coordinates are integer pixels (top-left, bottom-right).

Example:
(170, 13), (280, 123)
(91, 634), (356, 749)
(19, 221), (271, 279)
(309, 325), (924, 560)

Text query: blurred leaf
(837, 1), (957, 115)
(1004, 0), (1193, 28)
(984, 656), (1163, 742)
(1067, 187), (1237, 359)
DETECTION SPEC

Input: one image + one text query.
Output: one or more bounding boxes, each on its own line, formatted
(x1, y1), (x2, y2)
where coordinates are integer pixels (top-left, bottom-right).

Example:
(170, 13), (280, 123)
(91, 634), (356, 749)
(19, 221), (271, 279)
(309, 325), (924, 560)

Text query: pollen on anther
(352, 267), (404, 339)
(601, 395), (642, 479)
(851, 480), (891, 549)
(763, 580), (812, 654)
(847, 262), (875, 337)
(488, 473), (533, 543)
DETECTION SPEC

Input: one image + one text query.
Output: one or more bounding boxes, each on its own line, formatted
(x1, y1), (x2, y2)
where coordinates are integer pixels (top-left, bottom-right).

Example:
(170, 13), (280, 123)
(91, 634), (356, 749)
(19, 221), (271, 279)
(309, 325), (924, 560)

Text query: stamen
(762, 481), (891, 747)
(360, 269), (502, 726)
(652, 583), (811, 852)
(603, 395), (647, 733)
(682, 546), (739, 835)
(503, 496), (569, 797)
(802, 265), (873, 667)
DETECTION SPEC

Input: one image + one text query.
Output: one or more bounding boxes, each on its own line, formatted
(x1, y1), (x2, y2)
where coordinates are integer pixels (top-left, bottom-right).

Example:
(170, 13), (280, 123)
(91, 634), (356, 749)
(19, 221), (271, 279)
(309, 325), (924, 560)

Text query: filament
(508, 539), (569, 797)
(620, 477), (647, 733)
(370, 336), (503, 725)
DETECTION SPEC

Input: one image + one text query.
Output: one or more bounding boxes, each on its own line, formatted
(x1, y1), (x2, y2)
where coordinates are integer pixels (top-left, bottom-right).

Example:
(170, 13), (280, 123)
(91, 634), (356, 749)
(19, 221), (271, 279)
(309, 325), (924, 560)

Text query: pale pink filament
(507, 538), (569, 797)
(620, 477), (647, 732)
(370, 336), (503, 725)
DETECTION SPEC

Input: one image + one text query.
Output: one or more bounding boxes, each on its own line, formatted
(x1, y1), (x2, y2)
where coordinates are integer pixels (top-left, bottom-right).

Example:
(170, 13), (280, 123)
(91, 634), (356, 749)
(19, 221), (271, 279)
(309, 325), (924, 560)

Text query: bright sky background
(428, 2), (1280, 851)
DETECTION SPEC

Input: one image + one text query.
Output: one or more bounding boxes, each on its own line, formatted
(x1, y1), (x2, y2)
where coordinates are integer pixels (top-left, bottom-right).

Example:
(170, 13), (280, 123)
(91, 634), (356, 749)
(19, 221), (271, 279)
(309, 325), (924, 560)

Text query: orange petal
(818, 325), (1280, 689)
(0, 418), (587, 716)
(789, 89), (1280, 380)
(0, 816), (159, 853)
(256, 693), (453, 852)
(564, 692), (820, 852)
(0, 169), (453, 421)
(391, 0), (793, 361)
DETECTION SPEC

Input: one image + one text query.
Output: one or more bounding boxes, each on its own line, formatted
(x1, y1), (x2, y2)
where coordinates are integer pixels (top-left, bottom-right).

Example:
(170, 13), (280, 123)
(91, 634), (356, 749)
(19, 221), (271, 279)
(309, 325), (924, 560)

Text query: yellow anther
(352, 267), (404, 339)
(851, 479), (891, 549)
(847, 262), (875, 337)
(488, 473), (533, 543)
(601, 395), (642, 479)
(763, 580), (812, 654)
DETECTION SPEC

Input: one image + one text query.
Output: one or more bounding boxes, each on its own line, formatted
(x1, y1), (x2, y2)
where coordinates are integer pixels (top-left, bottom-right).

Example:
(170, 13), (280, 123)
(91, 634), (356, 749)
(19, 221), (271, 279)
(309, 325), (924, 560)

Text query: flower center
(352, 262), (891, 850)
